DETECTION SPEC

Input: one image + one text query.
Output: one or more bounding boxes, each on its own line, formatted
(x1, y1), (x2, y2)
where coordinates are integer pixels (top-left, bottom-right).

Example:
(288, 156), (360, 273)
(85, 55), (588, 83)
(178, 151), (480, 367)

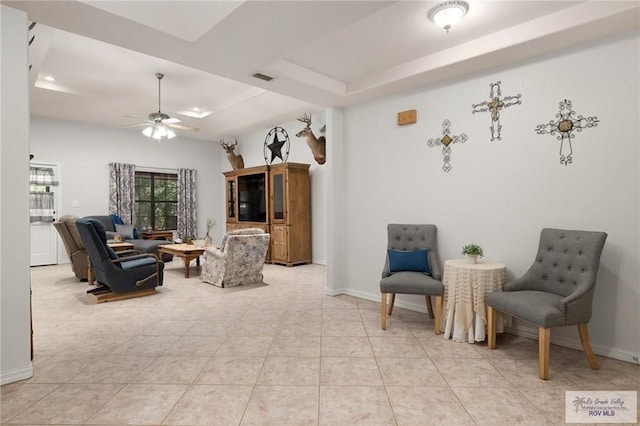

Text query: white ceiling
(6, 1), (640, 142)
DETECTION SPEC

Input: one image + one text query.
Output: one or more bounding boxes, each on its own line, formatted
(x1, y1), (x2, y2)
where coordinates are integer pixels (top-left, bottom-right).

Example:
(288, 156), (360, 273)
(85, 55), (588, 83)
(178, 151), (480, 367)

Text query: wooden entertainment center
(223, 163), (311, 266)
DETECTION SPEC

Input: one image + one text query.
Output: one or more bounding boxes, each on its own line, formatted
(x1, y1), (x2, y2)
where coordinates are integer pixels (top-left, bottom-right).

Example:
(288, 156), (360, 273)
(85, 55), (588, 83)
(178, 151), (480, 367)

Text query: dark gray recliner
(487, 228), (607, 380)
(85, 215), (173, 262)
(380, 224), (443, 334)
(76, 218), (164, 294)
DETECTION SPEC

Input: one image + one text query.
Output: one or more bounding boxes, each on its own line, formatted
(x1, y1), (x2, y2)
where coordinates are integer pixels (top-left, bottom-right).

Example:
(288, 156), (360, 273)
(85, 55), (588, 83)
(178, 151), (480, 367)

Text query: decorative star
(267, 134), (285, 162)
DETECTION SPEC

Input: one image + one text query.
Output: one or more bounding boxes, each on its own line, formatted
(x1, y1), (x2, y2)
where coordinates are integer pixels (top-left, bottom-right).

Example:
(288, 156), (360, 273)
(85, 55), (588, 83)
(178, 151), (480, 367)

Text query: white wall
(30, 117), (224, 248)
(1, 5), (33, 384)
(231, 114), (327, 264)
(339, 34), (640, 362)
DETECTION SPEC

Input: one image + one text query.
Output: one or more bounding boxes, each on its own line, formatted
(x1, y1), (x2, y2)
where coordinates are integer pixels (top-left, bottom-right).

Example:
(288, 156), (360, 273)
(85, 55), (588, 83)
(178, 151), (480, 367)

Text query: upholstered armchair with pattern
(200, 228), (270, 288)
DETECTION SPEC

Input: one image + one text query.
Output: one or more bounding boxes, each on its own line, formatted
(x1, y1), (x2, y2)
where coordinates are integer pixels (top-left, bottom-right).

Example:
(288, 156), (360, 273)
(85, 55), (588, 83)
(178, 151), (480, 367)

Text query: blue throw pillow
(110, 214), (124, 226)
(387, 249), (431, 275)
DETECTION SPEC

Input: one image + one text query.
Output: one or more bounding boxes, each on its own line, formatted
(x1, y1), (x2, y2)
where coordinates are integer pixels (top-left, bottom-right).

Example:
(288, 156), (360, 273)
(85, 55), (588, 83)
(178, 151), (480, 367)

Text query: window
(135, 171), (178, 230)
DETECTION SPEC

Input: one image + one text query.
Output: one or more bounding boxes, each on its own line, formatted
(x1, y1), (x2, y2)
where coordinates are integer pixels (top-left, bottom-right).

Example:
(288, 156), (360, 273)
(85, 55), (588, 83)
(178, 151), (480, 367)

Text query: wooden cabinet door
(270, 171), (286, 224)
(225, 177), (237, 223)
(270, 224), (288, 262)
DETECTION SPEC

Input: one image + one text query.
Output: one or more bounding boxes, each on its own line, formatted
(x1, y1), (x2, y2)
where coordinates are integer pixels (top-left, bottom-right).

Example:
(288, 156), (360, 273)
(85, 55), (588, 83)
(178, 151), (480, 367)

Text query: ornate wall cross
(535, 99), (599, 166)
(427, 120), (468, 172)
(472, 81), (522, 141)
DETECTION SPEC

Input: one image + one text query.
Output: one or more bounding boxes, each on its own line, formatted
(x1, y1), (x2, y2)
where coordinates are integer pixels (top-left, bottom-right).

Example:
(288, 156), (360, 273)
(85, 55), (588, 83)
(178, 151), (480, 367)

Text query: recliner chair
(75, 218), (164, 296)
(54, 215), (88, 281)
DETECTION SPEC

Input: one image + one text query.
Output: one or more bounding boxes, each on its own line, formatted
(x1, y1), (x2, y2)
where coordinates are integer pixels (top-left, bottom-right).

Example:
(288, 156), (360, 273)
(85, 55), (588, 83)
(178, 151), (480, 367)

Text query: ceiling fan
(125, 72), (199, 140)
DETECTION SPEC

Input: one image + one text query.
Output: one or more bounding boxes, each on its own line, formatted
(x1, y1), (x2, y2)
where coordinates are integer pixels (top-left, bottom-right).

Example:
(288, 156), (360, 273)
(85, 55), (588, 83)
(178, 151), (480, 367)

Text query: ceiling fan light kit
(143, 123), (176, 140)
(428, 1), (469, 33)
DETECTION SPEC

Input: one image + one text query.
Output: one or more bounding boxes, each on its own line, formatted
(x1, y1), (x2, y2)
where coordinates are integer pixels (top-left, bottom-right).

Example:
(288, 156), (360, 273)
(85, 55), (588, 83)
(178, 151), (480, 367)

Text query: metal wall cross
(427, 120), (468, 173)
(534, 99), (599, 166)
(472, 81), (522, 141)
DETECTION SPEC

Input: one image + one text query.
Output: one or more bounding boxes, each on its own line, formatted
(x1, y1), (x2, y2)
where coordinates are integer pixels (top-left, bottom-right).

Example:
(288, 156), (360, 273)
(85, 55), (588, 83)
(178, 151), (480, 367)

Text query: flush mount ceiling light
(428, 1), (469, 34)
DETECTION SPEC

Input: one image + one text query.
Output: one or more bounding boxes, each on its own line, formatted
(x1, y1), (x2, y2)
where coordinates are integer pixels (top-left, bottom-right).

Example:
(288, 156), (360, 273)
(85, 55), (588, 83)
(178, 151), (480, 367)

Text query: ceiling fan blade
(123, 123), (152, 128)
(164, 117), (181, 124)
(167, 123), (199, 132)
(123, 115), (149, 121)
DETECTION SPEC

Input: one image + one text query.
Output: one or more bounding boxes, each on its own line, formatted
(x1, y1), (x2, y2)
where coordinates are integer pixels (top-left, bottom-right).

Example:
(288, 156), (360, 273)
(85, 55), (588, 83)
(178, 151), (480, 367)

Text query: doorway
(29, 163), (59, 266)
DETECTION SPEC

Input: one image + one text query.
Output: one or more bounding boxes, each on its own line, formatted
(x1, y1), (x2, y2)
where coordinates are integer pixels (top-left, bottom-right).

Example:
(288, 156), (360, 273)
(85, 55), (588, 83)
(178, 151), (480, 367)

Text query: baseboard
(312, 258), (327, 266)
(1, 363), (33, 385)
(505, 323), (640, 365)
(325, 287), (639, 365)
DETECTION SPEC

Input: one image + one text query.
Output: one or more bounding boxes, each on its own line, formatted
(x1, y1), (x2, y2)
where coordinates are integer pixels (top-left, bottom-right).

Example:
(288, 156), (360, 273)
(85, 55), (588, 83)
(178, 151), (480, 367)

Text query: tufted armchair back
(383, 224), (442, 281)
(510, 228), (607, 298)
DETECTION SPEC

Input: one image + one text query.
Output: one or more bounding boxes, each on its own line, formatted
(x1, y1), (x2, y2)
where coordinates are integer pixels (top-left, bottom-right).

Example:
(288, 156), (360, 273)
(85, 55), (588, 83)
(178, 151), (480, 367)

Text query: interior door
(29, 163), (59, 266)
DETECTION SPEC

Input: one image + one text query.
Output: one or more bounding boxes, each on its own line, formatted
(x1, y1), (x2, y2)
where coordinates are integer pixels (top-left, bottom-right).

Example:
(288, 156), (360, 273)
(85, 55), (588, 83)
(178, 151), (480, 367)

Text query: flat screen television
(238, 173), (267, 222)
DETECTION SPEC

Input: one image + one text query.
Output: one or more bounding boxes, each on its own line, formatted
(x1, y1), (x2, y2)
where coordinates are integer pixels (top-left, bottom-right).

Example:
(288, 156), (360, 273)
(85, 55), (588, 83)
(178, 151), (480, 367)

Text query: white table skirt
(441, 259), (507, 343)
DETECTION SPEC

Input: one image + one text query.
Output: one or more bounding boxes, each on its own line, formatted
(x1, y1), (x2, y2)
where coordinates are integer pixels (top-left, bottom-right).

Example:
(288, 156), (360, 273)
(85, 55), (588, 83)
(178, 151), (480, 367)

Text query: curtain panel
(29, 166), (58, 222)
(30, 166), (59, 186)
(29, 192), (55, 223)
(108, 163), (136, 224)
(178, 168), (197, 239)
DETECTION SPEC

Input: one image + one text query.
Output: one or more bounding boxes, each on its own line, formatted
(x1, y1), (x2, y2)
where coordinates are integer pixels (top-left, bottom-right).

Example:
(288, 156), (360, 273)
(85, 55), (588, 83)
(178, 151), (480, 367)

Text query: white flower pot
(466, 255), (479, 264)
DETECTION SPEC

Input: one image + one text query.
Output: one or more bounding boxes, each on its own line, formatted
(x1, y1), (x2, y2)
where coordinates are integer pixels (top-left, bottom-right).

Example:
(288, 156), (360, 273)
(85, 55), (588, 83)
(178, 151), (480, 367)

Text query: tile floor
(1, 261), (638, 425)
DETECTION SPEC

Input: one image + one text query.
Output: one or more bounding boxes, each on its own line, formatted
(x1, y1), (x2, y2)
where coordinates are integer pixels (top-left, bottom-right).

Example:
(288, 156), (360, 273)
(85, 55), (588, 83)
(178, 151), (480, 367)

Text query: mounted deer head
(220, 138), (245, 170)
(296, 113), (326, 165)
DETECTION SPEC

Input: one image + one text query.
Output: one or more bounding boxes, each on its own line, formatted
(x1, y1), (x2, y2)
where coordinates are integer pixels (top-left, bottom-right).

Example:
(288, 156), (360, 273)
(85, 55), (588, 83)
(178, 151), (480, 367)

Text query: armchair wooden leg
(434, 295), (443, 335)
(539, 327), (551, 380)
(388, 294), (396, 315)
(425, 296), (434, 319)
(487, 306), (497, 349)
(381, 293), (387, 330)
(578, 324), (600, 370)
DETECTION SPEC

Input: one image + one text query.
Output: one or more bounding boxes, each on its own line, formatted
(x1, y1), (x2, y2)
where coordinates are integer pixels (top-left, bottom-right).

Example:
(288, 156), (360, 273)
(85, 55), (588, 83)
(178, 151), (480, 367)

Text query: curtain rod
(136, 165), (179, 173)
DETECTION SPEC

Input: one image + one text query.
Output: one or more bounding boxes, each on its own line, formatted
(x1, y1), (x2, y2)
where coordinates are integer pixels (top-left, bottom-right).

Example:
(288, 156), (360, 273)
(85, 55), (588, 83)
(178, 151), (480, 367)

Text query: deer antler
(297, 113), (312, 127)
(219, 138), (237, 150)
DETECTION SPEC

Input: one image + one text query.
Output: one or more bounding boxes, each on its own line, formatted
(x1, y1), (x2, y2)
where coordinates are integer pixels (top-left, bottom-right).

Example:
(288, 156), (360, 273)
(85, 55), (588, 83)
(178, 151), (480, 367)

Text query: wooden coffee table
(158, 244), (205, 278)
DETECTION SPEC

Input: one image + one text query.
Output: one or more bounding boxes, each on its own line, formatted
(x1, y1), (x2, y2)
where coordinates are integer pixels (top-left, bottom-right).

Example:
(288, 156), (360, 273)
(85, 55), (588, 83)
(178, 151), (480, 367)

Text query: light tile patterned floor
(1, 262), (638, 425)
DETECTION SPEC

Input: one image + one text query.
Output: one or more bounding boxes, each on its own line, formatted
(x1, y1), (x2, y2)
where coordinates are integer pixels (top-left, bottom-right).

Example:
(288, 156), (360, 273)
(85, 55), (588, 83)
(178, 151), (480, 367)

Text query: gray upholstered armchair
(380, 224), (443, 334)
(487, 228), (607, 380)
(200, 228), (270, 288)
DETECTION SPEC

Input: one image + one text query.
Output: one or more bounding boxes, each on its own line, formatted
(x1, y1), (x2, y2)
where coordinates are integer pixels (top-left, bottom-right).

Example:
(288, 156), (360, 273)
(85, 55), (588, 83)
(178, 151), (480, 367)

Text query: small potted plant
(462, 243), (484, 264)
(204, 218), (216, 246)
